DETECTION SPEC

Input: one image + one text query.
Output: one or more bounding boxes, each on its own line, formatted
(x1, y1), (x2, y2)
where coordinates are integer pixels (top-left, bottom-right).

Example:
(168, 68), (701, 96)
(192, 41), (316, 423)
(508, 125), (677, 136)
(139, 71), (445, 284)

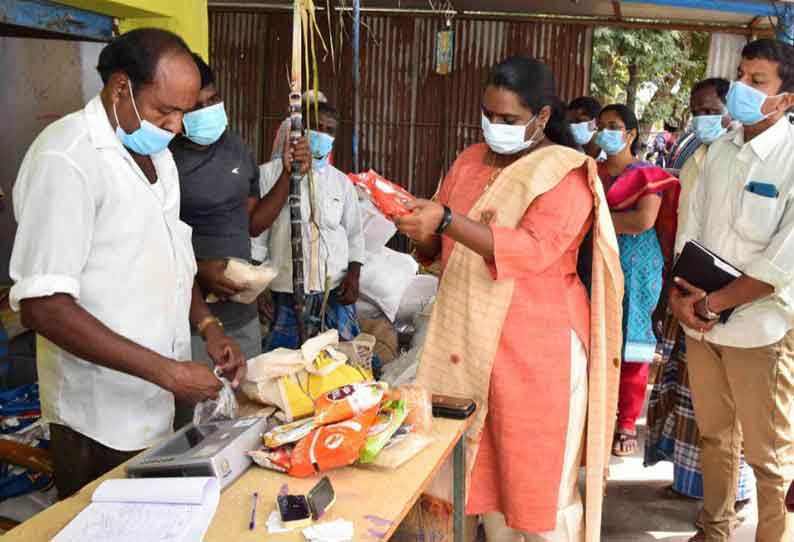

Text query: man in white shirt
(9, 28), (245, 499)
(671, 39), (794, 542)
(253, 102), (364, 350)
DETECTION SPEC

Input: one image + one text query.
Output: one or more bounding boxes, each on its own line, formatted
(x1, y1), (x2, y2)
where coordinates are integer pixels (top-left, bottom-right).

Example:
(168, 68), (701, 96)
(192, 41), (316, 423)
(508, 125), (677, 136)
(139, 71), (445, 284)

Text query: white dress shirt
(677, 117), (794, 348)
(676, 144), (707, 236)
(9, 95), (197, 451)
(252, 161), (365, 294)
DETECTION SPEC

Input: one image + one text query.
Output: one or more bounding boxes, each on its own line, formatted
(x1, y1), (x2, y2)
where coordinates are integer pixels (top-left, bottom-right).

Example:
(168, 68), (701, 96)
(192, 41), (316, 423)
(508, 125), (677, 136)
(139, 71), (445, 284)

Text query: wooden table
(4, 416), (471, 542)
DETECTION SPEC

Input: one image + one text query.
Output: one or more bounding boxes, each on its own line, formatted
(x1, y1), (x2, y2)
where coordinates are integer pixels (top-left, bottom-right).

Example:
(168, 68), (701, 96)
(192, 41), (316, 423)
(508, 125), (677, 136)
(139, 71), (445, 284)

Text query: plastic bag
(369, 432), (434, 470)
(206, 258), (278, 305)
(193, 372), (238, 426)
(314, 382), (387, 426)
(289, 406), (378, 478)
(359, 400), (407, 464)
(263, 417), (318, 449)
(389, 385), (433, 434)
(249, 445), (294, 473)
(347, 170), (415, 221)
(241, 331), (371, 421)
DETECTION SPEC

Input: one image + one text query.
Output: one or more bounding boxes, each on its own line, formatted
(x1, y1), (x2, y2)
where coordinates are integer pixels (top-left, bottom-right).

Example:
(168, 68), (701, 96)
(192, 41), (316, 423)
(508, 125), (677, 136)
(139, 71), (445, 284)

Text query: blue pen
(249, 492), (258, 530)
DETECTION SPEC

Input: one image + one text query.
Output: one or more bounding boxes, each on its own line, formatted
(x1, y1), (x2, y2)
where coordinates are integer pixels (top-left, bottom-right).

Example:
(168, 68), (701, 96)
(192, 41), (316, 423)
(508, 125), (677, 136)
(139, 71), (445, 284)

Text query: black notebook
(671, 240), (743, 324)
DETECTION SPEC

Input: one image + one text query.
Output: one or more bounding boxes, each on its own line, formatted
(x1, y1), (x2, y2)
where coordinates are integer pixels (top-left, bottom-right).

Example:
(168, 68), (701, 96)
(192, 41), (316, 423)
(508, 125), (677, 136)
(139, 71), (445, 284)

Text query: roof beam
(621, 0), (780, 17)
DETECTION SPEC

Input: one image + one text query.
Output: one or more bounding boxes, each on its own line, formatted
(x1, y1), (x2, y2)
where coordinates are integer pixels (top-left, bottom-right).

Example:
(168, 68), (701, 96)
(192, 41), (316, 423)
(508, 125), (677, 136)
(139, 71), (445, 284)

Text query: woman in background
(595, 104), (679, 457)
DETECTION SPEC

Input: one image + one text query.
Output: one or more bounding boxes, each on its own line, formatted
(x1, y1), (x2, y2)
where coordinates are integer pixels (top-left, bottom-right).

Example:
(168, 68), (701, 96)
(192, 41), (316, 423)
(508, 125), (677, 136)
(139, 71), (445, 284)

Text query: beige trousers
(483, 331), (588, 542)
(686, 332), (794, 542)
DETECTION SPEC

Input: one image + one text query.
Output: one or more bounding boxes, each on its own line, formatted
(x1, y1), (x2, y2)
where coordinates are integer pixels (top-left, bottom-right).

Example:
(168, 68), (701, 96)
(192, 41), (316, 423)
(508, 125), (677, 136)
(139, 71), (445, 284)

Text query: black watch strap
(436, 205), (453, 235)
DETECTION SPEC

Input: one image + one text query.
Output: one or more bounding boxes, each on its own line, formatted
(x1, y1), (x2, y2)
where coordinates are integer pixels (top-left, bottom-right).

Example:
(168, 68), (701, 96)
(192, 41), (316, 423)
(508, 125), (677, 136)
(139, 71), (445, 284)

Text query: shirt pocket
(168, 218), (199, 281)
(320, 189), (344, 229)
(735, 184), (783, 243)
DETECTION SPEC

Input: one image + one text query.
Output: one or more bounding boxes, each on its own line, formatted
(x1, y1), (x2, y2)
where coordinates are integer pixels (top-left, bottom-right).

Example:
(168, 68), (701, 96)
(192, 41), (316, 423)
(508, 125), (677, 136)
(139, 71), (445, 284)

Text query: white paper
(54, 478), (220, 542)
(303, 519), (354, 542)
(266, 510), (292, 534)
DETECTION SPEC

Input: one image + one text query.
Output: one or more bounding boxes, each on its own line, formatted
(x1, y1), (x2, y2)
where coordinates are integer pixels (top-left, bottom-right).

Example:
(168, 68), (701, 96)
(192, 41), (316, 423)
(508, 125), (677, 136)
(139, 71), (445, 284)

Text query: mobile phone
(432, 395), (476, 419)
(276, 476), (336, 528)
(307, 476), (336, 520)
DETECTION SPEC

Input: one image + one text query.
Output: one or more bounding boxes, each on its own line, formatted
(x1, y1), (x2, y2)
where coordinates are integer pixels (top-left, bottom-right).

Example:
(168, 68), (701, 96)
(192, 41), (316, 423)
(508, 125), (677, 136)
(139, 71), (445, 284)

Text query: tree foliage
(590, 27), (709, 129)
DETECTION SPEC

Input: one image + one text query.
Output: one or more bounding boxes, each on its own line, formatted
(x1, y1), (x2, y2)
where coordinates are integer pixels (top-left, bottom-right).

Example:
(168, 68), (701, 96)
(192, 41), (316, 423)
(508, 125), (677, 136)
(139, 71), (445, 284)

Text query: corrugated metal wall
(209, 9), (592, 200)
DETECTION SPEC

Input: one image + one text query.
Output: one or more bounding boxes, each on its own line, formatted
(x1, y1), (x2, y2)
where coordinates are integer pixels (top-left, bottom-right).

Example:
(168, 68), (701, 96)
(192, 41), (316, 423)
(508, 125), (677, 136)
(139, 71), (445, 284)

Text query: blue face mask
(570, 121), (595, 146)
(308, 129), (335, 170)
(113, 80), (175, 156)
(726, 81), (774, 126)
(595, 129), (627, 156)
(691, 114), (727, 144)
(182, 102), (228, 145)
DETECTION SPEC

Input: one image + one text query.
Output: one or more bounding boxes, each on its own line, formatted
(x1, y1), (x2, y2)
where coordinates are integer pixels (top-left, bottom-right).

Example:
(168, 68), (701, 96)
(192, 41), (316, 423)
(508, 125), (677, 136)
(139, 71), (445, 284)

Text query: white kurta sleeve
(9, 151), (95, 310)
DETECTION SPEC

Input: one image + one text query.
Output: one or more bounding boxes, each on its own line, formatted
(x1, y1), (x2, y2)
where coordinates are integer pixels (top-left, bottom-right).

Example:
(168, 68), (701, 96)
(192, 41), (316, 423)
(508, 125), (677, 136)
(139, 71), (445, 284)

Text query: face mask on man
(691, 114), (727, 144)
(595, 129), (627, 156)
(113, 80), (175, 156)
(481, 113), (542, 155)
(182, 102), (228, 145)
(570, 121), (596, 145)
(726, 81), (781, 126)
(308, 129), (335, 170)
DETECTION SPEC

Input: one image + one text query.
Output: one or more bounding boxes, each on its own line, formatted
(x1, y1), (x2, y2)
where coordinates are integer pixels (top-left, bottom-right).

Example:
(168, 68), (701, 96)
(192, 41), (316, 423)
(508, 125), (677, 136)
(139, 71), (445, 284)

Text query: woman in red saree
(594, 104), (679, 456)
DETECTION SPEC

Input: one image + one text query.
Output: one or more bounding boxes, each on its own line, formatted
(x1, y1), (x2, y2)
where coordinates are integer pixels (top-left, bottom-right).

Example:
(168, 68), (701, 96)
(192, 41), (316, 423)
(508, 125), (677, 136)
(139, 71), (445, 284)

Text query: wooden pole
(290, 0), (307, 345)
(352, 0), (361, 172)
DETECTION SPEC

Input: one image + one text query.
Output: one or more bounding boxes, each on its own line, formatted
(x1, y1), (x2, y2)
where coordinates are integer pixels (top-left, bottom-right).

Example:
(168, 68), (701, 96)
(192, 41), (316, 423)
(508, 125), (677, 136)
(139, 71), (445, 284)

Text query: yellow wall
(58, 0), (209, 59)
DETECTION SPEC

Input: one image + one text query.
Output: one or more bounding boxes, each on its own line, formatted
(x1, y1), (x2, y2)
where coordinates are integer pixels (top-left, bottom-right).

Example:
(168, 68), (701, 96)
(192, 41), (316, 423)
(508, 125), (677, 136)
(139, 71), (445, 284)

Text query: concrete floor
(602, 408), (759, 542)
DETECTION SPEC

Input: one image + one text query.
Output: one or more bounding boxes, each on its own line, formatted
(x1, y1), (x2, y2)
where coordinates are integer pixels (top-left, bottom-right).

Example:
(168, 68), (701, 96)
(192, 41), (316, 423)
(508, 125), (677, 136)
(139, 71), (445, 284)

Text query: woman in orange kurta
(396, 56), (597, 541)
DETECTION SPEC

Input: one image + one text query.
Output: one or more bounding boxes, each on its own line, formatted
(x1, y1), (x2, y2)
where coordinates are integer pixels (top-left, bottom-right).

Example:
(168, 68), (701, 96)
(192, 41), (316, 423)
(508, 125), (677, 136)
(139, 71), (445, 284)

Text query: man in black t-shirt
(170, 54), (310, 426)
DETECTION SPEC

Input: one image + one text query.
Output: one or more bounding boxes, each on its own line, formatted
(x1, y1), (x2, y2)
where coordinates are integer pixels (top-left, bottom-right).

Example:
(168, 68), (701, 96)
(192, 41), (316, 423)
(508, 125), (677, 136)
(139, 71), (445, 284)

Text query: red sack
(289, 406), (378, 478)
(348, 170), (415, 221)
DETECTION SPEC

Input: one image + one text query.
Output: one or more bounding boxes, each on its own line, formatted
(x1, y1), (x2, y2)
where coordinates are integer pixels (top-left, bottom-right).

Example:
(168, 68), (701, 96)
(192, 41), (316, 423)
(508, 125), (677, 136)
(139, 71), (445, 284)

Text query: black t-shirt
(171, 130), (261, 329)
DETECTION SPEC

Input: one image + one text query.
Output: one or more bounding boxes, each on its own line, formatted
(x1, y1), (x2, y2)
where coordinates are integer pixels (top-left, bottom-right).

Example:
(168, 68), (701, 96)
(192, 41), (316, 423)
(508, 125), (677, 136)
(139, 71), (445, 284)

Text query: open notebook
(54, 477), (220, 542)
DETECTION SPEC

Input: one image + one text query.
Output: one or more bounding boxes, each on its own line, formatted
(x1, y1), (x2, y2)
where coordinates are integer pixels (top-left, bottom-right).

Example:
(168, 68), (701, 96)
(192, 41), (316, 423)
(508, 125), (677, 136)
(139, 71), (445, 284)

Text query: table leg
(453, 436), (465, 542)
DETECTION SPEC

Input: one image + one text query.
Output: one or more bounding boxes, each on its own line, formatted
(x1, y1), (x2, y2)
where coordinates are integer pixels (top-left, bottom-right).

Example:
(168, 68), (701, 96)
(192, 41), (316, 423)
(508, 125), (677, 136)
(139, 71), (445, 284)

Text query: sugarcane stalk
(290, 0), (307, 345)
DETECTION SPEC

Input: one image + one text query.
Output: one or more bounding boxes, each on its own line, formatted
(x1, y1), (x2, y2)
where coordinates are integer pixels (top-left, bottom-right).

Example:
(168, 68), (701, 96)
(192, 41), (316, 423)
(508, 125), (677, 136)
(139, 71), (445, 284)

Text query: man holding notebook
(670, 39), (794, 542)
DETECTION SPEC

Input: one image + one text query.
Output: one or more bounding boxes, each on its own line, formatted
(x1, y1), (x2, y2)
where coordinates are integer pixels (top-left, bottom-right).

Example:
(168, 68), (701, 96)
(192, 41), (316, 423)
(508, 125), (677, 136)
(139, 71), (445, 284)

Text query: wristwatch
(701, 295), (720, 321)
(436, 205), (453, 235)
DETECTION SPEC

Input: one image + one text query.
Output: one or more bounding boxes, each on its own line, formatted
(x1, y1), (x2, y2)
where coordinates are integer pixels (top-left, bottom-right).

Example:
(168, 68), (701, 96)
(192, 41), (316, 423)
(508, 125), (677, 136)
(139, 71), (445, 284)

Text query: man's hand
(163, 361), (222, 403)
(394, 199), (445, 244)
(337, 264), (361, 305)
(282, 135), (311, 176)
(204, 324), (246, 387)
(196, 260), (245, 300)
(669, 277), (717, 333)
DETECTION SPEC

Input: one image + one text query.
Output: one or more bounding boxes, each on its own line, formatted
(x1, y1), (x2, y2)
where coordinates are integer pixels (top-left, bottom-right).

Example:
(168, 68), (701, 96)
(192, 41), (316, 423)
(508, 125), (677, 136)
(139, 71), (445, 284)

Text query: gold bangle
(196, 315), (223, 339)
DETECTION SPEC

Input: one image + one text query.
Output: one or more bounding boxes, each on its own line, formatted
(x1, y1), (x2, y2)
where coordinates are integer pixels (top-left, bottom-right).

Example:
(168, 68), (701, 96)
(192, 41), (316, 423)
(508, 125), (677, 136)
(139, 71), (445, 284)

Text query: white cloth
(483, 330), (587, 542)
(677, 117), (794, 348)
(252, 161), (365, 294)
(9, 95), (196, 451)
(676, 144), (707, 236)
(271, 118), (291, 160)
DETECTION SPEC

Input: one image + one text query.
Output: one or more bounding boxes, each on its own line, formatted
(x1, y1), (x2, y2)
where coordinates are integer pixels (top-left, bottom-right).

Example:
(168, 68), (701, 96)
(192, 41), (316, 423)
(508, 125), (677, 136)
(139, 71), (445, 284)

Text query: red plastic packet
(248, 445), (293, 473)
(347, 170), (415, 220)
(314, 382), (387, 426)
(289, 406), (379, 478)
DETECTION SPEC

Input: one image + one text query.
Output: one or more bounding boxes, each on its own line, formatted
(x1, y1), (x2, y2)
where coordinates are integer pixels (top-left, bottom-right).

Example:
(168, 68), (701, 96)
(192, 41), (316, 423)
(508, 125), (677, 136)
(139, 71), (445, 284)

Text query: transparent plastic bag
(193, 370), (238, 425)
(205, 259), (278, 305)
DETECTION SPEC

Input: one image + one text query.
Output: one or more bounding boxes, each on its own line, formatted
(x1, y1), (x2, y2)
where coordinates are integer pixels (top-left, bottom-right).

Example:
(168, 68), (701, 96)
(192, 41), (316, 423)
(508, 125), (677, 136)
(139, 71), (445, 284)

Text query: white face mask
(481, 113), (542, 155)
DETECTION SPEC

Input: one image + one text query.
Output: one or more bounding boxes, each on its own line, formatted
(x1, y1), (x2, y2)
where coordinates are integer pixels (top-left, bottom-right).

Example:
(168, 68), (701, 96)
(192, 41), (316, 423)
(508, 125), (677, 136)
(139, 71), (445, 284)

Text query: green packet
(359, 400), (407, 464)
